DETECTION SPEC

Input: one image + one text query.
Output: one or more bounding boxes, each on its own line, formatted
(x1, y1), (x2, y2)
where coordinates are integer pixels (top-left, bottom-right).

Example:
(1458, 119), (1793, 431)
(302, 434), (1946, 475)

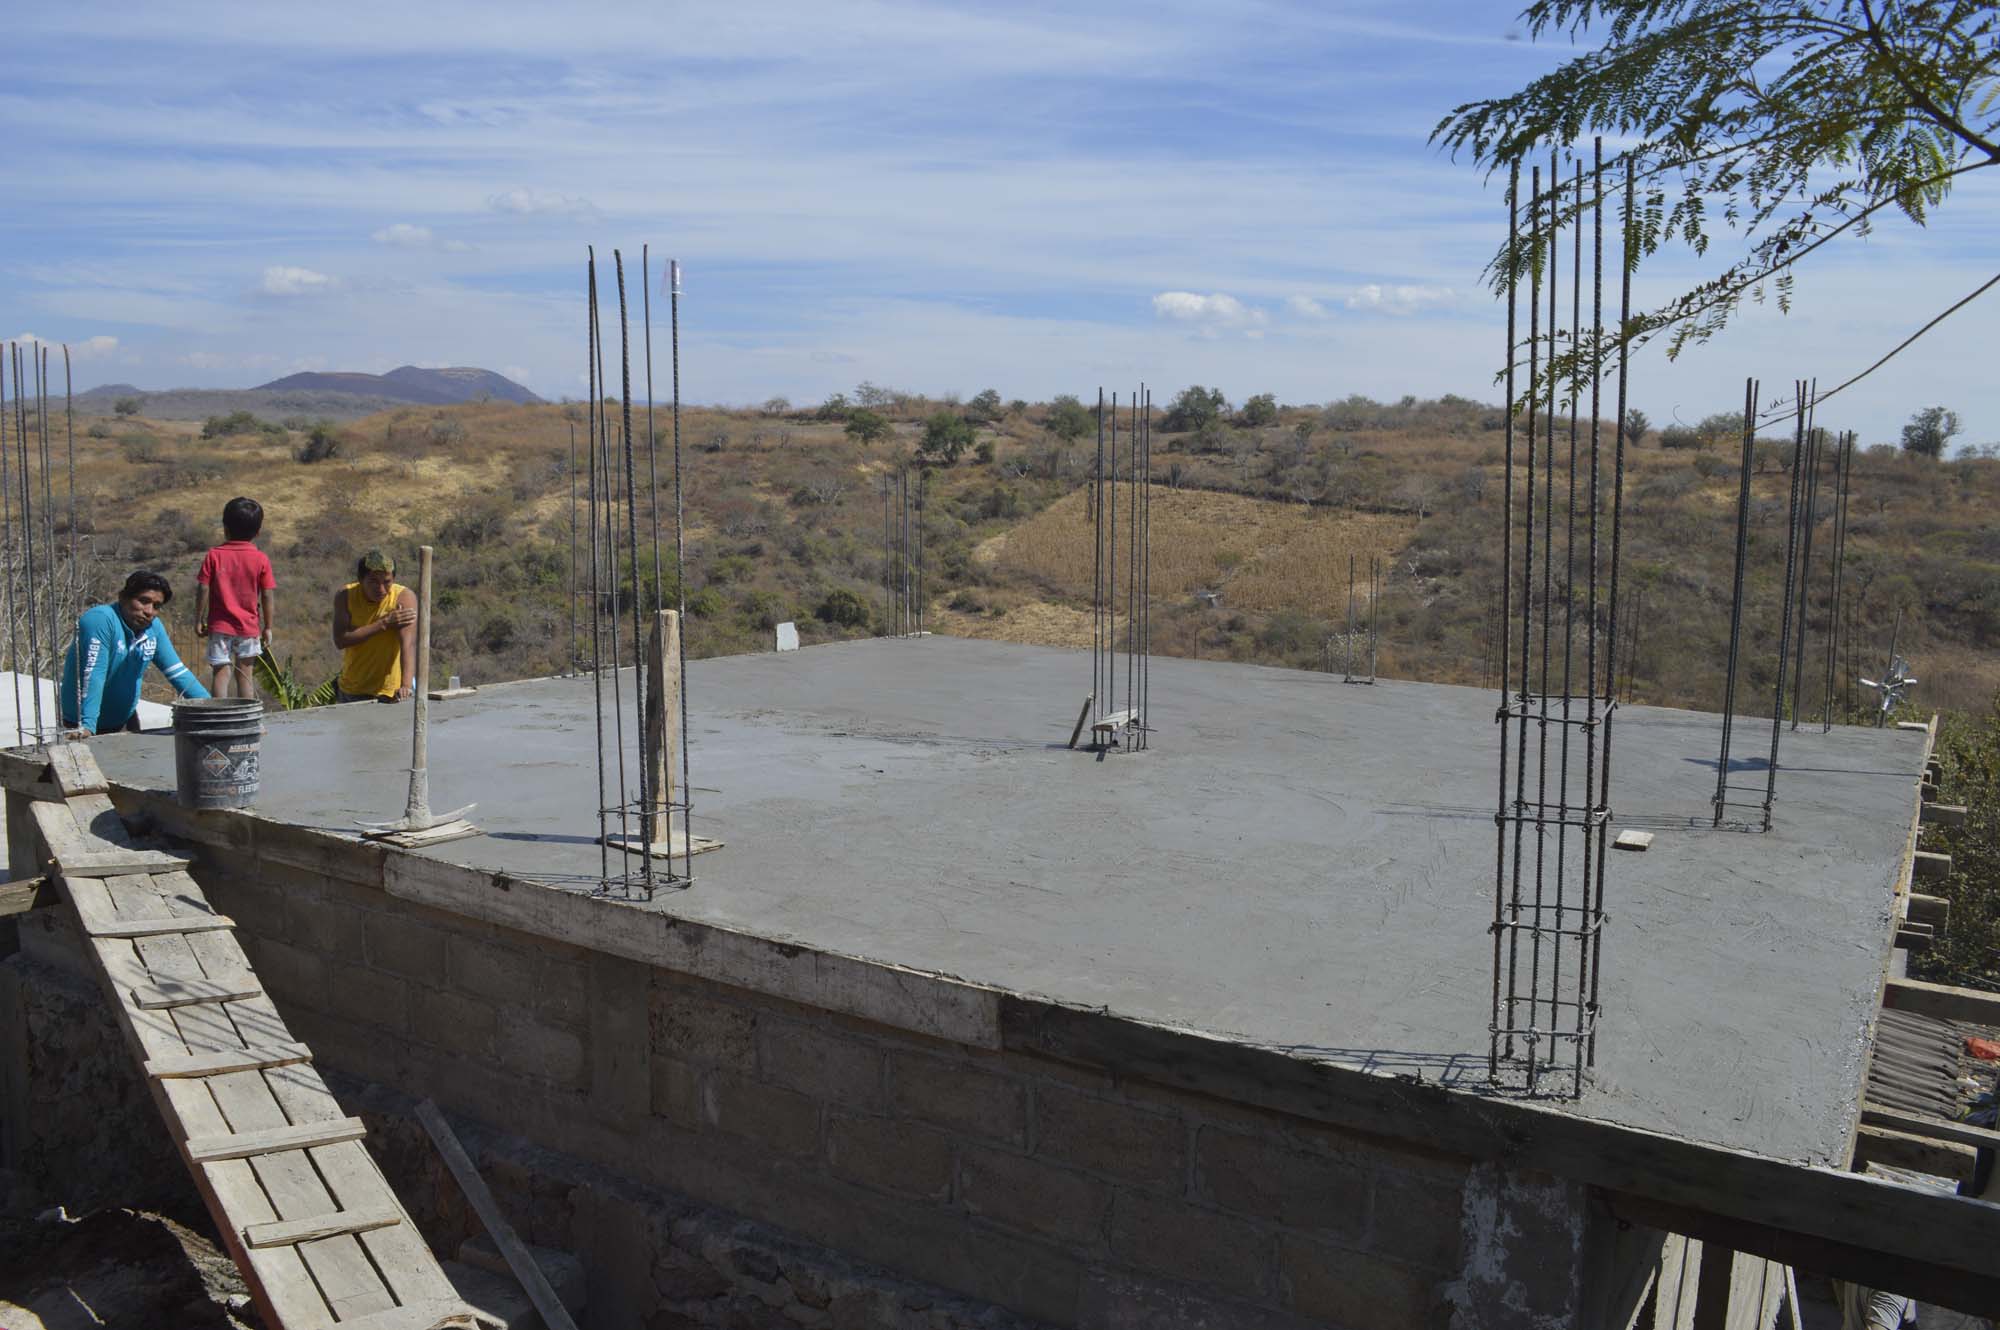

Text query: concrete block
(1034, 1081), (1186, 1189)
(1368, 1171), (1464, 1273)
(441, 1258), (537, 1329)
(285, 888), (366, 956)
(651, 987), (757, 1069)
(1078, 1270), (1318, 1330)
(323, 963), (409, 1036)
(827, 1111), (953, 1201)
(246, 936), (330, 1011)
(537, 954), (590, 1031)
(759, 1017), (888, 1113)
(705, 1069), (819, 1158)
(890, 1052), (1027, 1148)
(251, 815), (388, 886)
(960, 1144), (1110, 1249)
(1280, 1235), (1441, 1327)
(588, 951), (650, 1124)
(448, 933), (535, 1006)
(199, 873), (291, 944)
(1108, 1188), (1273, 1303)
(411, 984), (499, 1059)
(1448, 1164), (1589, 1328)
(494, 1014), (587, 1088)
(458, 1232), (589, 1317)
(650, 1055), (701, 1130)
(364, 912), (449, 981)
(1196, 1127), (1369, 1237)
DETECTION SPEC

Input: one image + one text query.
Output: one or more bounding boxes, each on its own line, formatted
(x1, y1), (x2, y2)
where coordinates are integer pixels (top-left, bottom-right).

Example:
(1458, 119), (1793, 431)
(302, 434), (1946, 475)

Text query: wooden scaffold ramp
(27, 740), (494, 1330)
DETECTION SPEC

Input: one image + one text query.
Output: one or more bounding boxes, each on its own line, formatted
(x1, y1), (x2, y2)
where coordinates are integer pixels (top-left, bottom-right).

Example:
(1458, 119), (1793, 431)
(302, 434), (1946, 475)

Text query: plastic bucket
(172, 698), (264, 809)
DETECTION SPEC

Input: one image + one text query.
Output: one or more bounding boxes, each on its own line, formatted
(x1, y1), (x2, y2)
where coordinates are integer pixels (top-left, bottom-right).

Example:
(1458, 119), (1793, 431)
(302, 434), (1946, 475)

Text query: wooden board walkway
(28, 743), (491, 1330)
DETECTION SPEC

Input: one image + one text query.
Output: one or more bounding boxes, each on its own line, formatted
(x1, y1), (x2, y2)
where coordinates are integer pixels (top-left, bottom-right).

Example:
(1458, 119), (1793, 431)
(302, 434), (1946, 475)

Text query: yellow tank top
(339, 581), (409, 697)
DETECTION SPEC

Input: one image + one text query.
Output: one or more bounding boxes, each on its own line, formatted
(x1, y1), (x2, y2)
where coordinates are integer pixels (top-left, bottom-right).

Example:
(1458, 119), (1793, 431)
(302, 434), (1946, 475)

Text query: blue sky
(4, 1), (1995, 445)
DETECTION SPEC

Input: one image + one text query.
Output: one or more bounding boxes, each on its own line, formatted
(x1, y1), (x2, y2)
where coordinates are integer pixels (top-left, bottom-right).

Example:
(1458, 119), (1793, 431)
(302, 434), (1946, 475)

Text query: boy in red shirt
(194, 497), (276, 699)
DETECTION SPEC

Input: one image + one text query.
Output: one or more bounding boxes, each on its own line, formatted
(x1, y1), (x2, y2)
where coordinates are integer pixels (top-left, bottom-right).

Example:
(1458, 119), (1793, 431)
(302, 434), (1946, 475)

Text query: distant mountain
(72, 365), (543, 423)
(256, 366), (541, 406)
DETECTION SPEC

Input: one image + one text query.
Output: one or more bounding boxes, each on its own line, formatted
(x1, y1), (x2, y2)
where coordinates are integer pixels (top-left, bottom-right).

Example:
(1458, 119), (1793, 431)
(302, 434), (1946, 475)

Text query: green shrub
(201, 410), (264, 439)
(686, 587), (725, 617)
(815, 588), (870, 627)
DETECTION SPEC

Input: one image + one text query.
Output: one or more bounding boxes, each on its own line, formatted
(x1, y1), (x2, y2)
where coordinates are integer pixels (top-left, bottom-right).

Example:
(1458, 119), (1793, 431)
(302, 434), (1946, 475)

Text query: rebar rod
(1878, 606), (1903, 728)
(1584, 149), (1633, 1066)
(1575, 140), (1604, 1084)
(1790, 387), (1822, 729)
(586, 252), (610, 881)
(1504, 163), (1543, 1063)
(38, 348), (55, 687)
(568, 420), (580, 670)
(1822, 432), (1853, 730)
(1127, 390), (1136, 719)
(63, 345), (75, 654)
(1715, 378), (1757, 825)
(17, 346), (41, 740)
(1527, 148), (1561, 1082)
(0, 346), (15, 742)
(916, 467), (926, 635)
(1093, 389), (1104, 723)
(881, 476), (891, 635)
(670, 260), (693, 882)
(1108, 392), (1118, 721)
(615, 252), (649, 883)
(1490, 163), (1520, 1081)
(1765, 381), (1809, 828)
(1345, 554), (1357, 681)
(1550, 158), (1582, 1067)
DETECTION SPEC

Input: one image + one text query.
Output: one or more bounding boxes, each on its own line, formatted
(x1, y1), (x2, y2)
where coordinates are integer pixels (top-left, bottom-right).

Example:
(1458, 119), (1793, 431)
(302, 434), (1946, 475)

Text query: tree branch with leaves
(1435, 1), (2000, 399)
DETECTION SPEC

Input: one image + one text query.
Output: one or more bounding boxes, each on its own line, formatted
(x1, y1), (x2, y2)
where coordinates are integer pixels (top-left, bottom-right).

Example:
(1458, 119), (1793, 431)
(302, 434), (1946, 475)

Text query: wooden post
(646, 610), (680, 845)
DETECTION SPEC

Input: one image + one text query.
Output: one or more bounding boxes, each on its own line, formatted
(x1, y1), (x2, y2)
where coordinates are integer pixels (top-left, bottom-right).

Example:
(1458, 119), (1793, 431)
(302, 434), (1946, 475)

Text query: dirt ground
(0, 1204), (256, 1329)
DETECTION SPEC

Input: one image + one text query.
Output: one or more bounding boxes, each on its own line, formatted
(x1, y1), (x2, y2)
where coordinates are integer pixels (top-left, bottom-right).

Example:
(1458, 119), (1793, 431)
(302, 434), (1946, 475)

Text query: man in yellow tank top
(331, 549), (417, 701)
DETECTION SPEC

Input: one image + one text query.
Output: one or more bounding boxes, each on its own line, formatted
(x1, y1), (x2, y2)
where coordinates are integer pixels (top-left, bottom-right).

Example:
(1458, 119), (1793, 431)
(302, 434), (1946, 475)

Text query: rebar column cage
(1085, 387), (1153, 752)
(0, 339), (87, 745)
(1488, 143), (1630, 1098)
(579, 247), (696, 899)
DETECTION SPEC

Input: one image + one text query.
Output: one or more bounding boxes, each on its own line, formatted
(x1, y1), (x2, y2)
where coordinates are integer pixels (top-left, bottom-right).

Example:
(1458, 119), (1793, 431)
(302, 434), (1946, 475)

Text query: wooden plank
(1091, 708), (1135, 732)
(61, 848), (192, 877)
(1067, 693), (1093, 750)
(1853, 1125), (1977, 1183)
(1690, 1241), (1734, 1330)
(28, 797), (91, 868)
(1912, 849), (1952, 880)
(417, 1099), (581, 1330)
(147, 913), (400, 1326)
(1862, 1104), (2000, 1154)
(1920, 802), (1967, 827)
(132, 976), (263, 1009)
(0, 875), (51, 917)
(1613, 830), (1654, 852)
(1883, 975), (2000, 1025)
(184, 1117), (368, 1164)
(244, 1205), (404, 1250)
(331, 1300), (488, 1330)
(146, 1043), (313, 1079)
(45, 742), (108, 797)
(262, 1062), (462, 1309)
(88, 913), (235, 939)
(645, 610), (680, 844)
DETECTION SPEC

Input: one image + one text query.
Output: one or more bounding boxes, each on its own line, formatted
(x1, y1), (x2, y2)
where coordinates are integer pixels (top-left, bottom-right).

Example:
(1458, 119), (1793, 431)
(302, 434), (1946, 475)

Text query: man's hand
(194, 623), (210, 637)
(262, 630), (274, 653)
(65, 727), (93, 740)
(386, 605), (417, 629)
(392, 683), (411, 700)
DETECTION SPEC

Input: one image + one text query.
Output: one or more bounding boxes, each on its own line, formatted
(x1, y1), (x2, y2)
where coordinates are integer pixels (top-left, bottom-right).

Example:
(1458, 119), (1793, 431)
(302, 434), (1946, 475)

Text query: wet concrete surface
(92, 636), (1923, 1163)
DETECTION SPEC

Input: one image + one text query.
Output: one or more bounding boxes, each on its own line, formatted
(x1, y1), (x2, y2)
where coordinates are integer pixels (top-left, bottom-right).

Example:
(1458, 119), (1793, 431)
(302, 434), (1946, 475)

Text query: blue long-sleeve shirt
(59, 603), (209, 733)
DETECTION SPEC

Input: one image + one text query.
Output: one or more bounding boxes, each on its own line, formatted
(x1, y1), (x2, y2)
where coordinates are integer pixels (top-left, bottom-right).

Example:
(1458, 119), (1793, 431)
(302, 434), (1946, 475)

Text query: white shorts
(206, 633), (264, 666)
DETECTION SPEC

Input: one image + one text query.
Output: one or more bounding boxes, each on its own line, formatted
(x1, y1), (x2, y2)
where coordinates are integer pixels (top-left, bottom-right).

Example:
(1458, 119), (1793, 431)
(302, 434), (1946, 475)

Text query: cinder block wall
(190, 848), (1471, 1330)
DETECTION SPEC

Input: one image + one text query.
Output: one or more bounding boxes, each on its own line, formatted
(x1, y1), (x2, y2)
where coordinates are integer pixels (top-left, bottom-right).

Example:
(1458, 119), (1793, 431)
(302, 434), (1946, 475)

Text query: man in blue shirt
(60, 570), (210, 735)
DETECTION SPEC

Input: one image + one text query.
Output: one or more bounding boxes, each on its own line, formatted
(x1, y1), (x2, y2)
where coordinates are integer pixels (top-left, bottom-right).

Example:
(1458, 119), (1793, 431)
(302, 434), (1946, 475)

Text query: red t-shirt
(196, 541), (275, 637)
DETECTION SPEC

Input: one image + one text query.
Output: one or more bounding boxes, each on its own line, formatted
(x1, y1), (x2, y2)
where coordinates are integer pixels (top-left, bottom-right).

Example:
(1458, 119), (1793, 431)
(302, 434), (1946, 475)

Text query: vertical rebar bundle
(1821, 431), (1855, 730)
(1489, 142), (1629, 1098)
(1084, 386), (1153, 751)
(0, 340), (85, 744)
(582, 249), (695, 896)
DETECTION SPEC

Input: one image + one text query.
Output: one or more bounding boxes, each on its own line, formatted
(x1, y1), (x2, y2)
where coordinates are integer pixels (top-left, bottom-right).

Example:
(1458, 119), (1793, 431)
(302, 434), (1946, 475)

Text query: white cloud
(371, 222), (471, 252)
(1344, 283), (1457, 315)
(1285, 295), (1330, 319)
(1151, 291), (1268, 335)
(486, 187), (596, 218)
(371, 222), (433, 246)
(7, 331), (116, 357)
(259, 265), (337, 297)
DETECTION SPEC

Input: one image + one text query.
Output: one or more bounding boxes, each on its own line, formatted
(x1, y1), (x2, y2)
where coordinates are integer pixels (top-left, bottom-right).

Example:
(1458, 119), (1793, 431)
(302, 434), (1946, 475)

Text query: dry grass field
(17, 389), (1996, 728)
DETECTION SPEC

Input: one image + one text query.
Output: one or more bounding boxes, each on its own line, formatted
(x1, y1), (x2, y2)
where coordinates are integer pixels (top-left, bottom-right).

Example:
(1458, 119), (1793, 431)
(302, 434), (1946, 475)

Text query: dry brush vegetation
(38, 390), (2000, 726)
